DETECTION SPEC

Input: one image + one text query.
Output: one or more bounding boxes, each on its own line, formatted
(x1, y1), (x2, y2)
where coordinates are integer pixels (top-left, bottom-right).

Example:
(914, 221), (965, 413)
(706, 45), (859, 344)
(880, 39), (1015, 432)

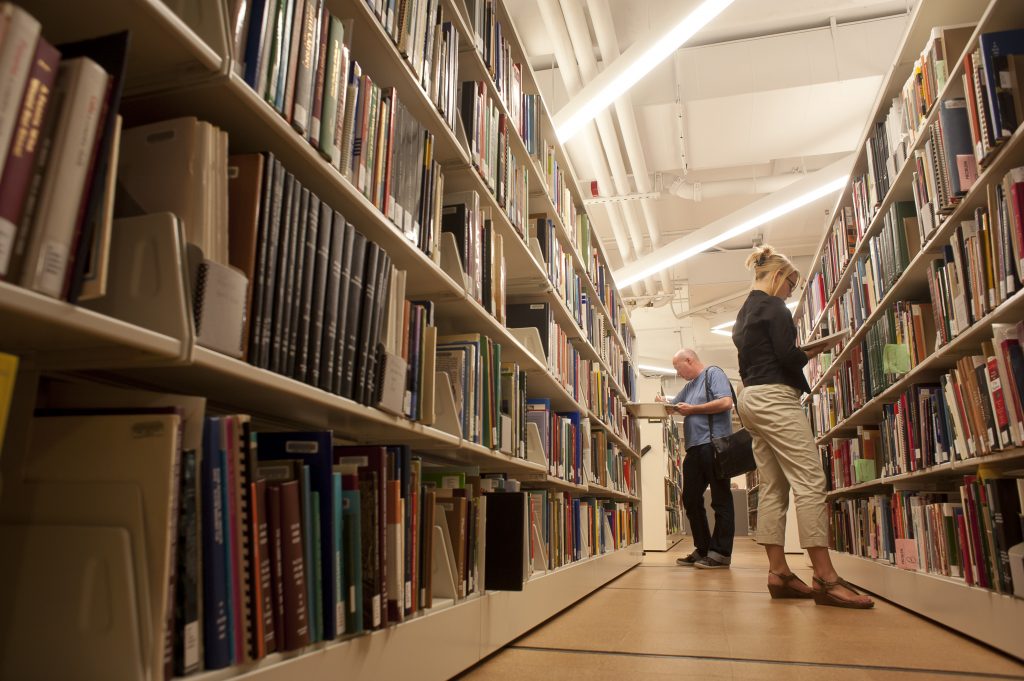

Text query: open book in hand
(626, 402), (672, 418)
(800, 329), (849, 353)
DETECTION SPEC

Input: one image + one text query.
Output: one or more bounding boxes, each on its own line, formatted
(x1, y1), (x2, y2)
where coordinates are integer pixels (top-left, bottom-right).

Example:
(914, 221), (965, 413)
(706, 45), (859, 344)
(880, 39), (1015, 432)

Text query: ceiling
(506, 0), (911, 374)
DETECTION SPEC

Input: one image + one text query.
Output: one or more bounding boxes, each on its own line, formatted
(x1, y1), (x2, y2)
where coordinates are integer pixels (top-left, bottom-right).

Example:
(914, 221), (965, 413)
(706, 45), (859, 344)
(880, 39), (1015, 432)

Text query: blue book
(242, 0), (270, 89)
(201, 417), (231, 669)
(341, 479), (363, 634)
(979, 30), (1024, 139)
(220, 443), (236, 663)
(332, 472), (345, 636)
(256, 431), (339, 639)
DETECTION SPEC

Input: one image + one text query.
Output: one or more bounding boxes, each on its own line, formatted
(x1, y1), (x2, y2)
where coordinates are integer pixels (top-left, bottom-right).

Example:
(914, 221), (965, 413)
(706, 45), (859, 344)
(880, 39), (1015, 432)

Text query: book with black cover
(61, 31), (130, 304)
(259, 168), (289, 369)
(173, 449), (200, 675)
(330, 218), (356, 393)
(276, 182), (303, 374)
(317, 213), (345, 391)
(251, 157), (281, 367)
(338, 231), (367, 397)
(350, 241), (380, 402)
(361, 248), (392, 405)
(506, 302), (550, 357)
(294, 192), (320, 380)
(306, 201), (333, 385)
(285, 188), (310, 377)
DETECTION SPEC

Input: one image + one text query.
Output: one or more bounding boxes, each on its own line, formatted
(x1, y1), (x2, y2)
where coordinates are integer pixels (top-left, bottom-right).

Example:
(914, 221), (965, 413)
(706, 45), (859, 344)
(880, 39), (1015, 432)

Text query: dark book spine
(351, 241), (380, 402)
(318, 214), (345, 391)
(295, 194), (320, 381)
(358, 470), (380, 629)
(279, 479), (311, 650)
(174, 449), (200, 674)
(248, 155), (276, 364)
(338, 231), (367, 397)
(202, 439), (231, 669)
(252, 478), (277, 655)
(330, 220), (356, 394)
(306, 201), (332, 385)
(258, 165), (288, 369)
(283, 185), (307, 376)
(0, 38), (60, 280)
(270, 176), (298, 373)
(363, 250), (392, 405)
(286, 189), (312, 378)
(267, 483), (286, 652)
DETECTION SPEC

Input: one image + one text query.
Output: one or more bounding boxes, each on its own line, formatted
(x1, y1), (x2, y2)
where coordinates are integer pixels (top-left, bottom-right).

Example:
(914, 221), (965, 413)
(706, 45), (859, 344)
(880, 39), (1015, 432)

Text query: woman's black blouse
(732, 290), (811, 394)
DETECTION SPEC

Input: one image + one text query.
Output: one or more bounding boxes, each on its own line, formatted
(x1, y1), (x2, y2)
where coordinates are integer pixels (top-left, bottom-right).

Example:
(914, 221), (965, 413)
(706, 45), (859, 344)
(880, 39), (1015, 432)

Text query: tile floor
(458, 538), (1024, 680)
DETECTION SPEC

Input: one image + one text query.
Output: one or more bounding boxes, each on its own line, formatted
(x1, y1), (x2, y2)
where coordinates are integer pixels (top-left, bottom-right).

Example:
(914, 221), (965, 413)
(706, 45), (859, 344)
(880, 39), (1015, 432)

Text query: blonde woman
(731, 245), (873, 609)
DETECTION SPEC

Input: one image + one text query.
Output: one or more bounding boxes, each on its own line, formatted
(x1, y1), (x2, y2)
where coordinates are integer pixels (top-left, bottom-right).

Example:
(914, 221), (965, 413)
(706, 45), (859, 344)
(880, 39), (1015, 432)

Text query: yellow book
(0, 352), (18, 451)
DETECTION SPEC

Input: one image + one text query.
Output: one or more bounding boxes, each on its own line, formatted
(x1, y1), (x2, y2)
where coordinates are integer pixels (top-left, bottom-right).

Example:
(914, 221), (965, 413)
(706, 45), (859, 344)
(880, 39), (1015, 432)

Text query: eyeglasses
(785, 274), (800, 290)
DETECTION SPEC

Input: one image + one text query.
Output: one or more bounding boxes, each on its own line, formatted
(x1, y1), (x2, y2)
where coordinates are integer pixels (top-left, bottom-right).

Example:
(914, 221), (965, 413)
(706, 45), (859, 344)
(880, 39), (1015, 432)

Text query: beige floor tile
(514, 585), (1024, 675)
(608, 563), (813, 594)
(458, 649), (1016, 681)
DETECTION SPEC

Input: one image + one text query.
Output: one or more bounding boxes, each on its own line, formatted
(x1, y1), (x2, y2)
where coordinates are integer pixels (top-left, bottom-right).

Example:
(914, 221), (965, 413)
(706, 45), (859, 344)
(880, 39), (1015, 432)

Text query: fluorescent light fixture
(616, 175), (848, 288)
(710, 302), (797, 337)
(554, 0), (734, 143)
(637, 363), (678, 376)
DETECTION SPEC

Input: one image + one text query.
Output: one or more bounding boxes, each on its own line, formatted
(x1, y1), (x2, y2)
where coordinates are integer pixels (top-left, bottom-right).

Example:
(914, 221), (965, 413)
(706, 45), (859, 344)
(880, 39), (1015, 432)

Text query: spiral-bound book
(188, 244), (249, 358)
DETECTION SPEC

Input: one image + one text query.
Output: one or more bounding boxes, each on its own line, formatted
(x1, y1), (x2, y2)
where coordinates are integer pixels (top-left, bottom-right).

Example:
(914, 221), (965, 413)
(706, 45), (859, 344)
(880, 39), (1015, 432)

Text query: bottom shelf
(185, 544), (642, 681)
(830, 550), (1024, 660)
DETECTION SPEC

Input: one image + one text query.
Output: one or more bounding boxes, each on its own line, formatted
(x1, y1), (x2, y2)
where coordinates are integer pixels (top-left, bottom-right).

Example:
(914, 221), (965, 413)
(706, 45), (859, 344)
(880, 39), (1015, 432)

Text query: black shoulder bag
(704, 367), (756, 480)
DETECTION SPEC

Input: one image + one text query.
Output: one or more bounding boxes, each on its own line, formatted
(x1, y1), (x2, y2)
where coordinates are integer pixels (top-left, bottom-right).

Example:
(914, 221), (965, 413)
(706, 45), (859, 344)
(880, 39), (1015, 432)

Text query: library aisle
(460, 540), (1024, 680)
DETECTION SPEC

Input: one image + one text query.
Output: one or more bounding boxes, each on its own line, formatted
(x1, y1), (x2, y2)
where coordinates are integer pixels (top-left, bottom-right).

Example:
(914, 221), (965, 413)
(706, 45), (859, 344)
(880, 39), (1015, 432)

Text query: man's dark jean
(682, 442), (734, 563)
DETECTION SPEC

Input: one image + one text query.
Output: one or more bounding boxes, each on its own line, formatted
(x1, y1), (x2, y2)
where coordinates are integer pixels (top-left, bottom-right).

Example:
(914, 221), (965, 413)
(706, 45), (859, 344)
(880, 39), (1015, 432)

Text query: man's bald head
(671, 348), (704, 380)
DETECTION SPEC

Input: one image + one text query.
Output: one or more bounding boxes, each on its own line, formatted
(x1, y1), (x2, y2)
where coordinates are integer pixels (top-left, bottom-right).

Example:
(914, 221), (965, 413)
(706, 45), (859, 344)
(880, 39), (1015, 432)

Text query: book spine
(279, 479), (311, 649)
(0, 38), (59, 279)
(320, 19), (344, 161)
(202, 431), (231, 670)
(267, 483), (286, 650)
(270, 175), (297, 373)
(309, 3), (329, 147)
(306, 202), (332, 385)
(317, 213), (344, 391)
(341, 483), (363, 634)
(295, 194), (320, 380)
(351, 241), (380, 402)
(291, 0), (319, 134)
(331, 220), (356, 394)
(20, 58), (108, 298)
(339, 231), (367, 397)
(286, 190), (312, 379)
(0, 5), (41, 178)
(174, 449), (201, 675)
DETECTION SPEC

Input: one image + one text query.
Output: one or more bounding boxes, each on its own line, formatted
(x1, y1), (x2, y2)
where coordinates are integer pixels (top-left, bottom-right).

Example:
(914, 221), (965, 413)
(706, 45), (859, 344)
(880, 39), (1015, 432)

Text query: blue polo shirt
(673, 366), (733, 450)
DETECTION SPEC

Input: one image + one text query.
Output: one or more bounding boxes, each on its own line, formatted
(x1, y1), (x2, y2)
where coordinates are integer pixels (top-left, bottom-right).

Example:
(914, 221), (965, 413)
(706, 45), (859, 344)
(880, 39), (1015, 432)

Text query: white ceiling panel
(682, 75), (881, 169)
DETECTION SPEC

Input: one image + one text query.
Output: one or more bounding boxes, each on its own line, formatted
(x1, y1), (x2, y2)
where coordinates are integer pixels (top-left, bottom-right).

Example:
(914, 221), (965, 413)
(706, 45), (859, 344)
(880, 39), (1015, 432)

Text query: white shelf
(176, 544), (641, 681)
(0, 281), (184, 369)
(830, 550), (1024, 660)
(586, 482), (638, 503)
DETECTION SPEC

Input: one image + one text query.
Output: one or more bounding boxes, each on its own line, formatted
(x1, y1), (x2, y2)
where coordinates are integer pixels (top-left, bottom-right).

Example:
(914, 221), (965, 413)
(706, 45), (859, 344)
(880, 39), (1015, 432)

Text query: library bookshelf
(638, 400), (683, 551)
(0, 0), (643, 679)
(794, 0), (1024, 659)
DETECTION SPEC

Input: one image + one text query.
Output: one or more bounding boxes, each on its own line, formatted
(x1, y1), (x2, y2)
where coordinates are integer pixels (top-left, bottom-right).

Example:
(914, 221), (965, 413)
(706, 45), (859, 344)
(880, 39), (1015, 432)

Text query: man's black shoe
(675, 551), (704, 567)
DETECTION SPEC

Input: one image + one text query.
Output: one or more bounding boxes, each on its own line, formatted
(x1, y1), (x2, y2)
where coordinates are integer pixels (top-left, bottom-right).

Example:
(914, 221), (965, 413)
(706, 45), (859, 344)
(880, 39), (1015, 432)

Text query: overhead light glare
(709, 302), (798, 337)
(617, 176), (848, 288)
(555, 0), (735, 143)
(637, 363), (678, 376)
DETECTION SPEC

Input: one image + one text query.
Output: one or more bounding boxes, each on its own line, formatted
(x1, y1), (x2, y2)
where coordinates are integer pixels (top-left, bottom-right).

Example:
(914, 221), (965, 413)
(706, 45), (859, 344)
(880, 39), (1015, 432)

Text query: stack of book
(543, 144), (576, 229)
(460, 80), (529, 233)
(830, 478), (1022, 594)
(0, 13), (127, 304)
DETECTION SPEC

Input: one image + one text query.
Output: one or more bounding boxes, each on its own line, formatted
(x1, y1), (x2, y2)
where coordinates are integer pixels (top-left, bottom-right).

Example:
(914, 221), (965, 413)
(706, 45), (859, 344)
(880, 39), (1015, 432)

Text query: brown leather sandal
(767, 570), (813, 599)
(812, 575), (874, 609)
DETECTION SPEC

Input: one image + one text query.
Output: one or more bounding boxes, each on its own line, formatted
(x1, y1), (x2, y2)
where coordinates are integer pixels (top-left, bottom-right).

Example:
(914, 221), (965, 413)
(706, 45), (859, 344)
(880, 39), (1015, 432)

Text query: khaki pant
(737, 383), (828, 548)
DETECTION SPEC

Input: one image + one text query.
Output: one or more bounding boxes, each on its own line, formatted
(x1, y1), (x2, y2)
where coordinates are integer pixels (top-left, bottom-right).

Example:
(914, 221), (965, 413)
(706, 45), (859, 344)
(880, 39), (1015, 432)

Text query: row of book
(0, 9), (127, 304)
(829, 476), (1023, 595)
(590, 430), (638, 497)
(925, 168), (1024, 347)
(821, 322), (1024, 489)
(231, 3), (450, 255)
(809, 298), (936, 433)
(0, 383), (638, 679)
(544, 144), (577, 231)
(460, 80), (530, 233)
(441, 189), (506, 317)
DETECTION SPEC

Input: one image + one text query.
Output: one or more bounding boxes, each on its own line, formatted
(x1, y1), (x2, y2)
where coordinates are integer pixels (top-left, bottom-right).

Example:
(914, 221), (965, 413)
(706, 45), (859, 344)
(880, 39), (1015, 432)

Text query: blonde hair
(745, 244), (799, 283)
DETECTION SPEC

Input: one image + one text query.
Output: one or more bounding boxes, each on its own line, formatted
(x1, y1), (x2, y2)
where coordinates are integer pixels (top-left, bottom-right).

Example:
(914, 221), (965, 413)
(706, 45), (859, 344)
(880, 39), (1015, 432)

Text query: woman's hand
(804, 344), (826, 359)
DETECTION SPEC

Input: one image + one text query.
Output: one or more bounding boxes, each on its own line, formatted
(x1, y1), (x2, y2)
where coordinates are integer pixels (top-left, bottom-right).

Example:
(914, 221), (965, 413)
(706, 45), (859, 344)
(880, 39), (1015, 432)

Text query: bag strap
(704, 366), (744, 438)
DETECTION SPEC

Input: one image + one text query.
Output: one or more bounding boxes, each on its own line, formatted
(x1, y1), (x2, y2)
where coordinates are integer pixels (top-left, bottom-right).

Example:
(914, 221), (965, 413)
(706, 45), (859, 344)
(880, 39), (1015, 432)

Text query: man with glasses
(655, 349), (735, 569)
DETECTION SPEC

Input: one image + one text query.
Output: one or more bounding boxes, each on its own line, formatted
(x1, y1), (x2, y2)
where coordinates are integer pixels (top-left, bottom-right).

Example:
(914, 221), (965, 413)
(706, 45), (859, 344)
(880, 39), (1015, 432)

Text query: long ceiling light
(637, 363), (678, 376)
(710, 302), (798, 337)
(614, 166), (850, 289)
(554, 0), (735, 143)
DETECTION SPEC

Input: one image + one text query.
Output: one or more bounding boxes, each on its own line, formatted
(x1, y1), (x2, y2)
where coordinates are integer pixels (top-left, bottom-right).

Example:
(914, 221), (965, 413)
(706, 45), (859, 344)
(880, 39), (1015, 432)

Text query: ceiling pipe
(585, 0), (674, 294)
(557, 0), (653, 285)
(535, 0), (659, 296)
(668, 171), (806, 200)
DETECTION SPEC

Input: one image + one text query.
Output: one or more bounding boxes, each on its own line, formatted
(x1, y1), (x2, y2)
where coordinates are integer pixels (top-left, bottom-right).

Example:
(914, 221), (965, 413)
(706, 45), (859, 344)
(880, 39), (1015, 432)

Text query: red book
(278, 479), (311, 650)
